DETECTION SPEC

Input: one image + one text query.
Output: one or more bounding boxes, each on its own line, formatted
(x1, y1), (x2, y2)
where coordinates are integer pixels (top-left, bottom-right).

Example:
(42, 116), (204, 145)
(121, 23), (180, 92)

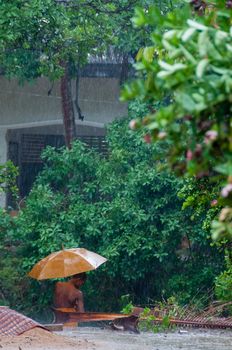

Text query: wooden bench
(52, 308), (139, 332)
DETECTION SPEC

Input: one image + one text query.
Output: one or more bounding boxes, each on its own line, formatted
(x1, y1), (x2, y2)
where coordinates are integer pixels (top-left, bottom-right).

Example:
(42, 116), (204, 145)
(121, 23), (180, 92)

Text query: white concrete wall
(78, 78), (127, 124)
(0, 76), (127, 127)
(0, 77), (61, 126)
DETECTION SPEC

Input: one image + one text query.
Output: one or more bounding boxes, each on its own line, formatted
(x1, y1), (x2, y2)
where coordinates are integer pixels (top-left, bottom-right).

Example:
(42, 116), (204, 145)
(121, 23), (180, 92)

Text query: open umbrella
(28, 248), (107, 280)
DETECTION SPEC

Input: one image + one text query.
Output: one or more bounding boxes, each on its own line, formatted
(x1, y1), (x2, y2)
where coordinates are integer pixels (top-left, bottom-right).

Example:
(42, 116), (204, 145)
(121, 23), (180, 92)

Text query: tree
(0, 0), (135, 147)
(0, 0), (181, 148)
(0, 0), (108, 147)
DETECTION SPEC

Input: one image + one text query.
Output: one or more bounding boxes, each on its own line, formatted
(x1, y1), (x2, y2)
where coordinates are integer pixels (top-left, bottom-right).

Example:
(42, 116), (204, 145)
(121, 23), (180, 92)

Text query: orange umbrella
(28, 248), (107, 280)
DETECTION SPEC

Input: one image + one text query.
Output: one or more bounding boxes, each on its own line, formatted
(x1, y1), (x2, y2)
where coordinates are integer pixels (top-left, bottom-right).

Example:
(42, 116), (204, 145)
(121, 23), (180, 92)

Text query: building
(0, 57), (128, 206)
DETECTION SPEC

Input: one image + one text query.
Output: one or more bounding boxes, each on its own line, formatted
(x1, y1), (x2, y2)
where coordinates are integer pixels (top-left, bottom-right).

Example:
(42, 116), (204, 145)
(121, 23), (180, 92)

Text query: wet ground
(59, 327), (232, 350)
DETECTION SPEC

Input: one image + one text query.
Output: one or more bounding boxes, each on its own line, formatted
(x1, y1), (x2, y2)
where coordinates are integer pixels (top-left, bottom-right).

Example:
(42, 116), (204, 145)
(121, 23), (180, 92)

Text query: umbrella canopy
(28, 248), (107, 280)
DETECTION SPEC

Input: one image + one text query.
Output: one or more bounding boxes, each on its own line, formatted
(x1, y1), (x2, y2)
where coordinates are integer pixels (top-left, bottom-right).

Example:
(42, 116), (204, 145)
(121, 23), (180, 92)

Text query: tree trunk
(60, 62), (76, 148)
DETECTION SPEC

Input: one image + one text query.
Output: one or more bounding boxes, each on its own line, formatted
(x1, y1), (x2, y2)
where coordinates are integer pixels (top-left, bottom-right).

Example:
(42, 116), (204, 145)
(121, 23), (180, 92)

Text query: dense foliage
(0, 0), (113, 80)
(0, 161), (18, 200)
(121, 0), (232, 301)
(0, 115), (224, 319)
(122, 0), (232, 239)
(0, 0), (181, 79)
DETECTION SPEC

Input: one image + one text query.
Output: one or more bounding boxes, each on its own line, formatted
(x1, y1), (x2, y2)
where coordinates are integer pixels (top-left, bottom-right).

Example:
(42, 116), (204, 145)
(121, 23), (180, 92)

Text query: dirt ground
(0, 326), (231, 350)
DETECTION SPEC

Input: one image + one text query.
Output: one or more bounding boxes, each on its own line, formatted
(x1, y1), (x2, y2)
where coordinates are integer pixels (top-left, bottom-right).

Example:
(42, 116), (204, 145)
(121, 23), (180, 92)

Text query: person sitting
(53, 273), (87, 322)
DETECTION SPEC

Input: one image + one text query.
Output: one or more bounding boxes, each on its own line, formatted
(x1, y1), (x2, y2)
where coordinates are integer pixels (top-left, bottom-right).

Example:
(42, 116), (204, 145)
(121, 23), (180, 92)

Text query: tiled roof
(0, 307), (47, 336)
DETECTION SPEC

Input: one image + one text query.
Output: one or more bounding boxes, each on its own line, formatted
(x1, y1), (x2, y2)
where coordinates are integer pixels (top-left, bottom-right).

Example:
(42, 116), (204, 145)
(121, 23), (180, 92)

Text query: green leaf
(187, 19), (208, 31)
(176, 93), (196, 111)
(143, 47), (155, 62)
(132, 8), (146, 27)
(181, 27), (196, 42)
(196, 58), (209, 79)
(198, 30), (209, 57)
(215, 162), (232, 176)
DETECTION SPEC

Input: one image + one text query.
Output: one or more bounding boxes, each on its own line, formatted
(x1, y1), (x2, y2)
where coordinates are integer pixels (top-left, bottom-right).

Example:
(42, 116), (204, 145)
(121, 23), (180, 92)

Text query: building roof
(0, 307), (47, 336)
